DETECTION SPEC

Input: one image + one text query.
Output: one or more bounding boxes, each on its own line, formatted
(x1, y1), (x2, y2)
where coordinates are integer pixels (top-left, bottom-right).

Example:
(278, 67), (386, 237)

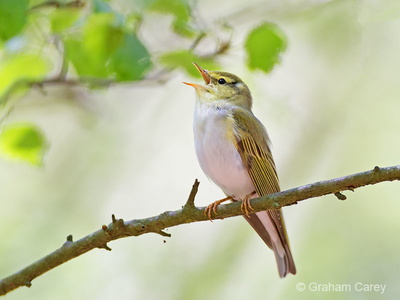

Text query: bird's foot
(204, 196), (232, 221)
(241, 191), (256, 217)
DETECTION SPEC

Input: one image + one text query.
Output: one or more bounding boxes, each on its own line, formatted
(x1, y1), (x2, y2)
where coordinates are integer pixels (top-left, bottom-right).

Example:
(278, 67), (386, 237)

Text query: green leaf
(83, 13), (124, 64)
(0, 124), (47, 166)
(159, 50), (219, 77)
(0, 53), (49, 97)
(147, 0), (195, 37)
(65, 13), (151, 81)
(64, 39), (99, 76)
(245, 22), (287, 73)
(65, 13), (124, 77)
(109, 33), (152, 81)
(0, 0), (28, 41)
(50, 8), (82, 33)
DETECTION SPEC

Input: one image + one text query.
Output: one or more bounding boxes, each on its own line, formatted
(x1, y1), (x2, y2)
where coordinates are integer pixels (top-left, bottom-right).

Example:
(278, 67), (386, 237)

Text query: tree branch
(1, 165), (399, 296)
(30, 0), (85, 10)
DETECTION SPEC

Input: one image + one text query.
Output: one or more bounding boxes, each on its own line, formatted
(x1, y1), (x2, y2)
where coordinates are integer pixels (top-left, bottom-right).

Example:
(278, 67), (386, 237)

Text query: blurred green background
(1, 0), (400, 299)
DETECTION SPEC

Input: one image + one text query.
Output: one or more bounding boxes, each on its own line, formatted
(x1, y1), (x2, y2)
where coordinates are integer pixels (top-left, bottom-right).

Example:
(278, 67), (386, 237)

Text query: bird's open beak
(183, 63), (211, 88)
(192, 63), (211, 84)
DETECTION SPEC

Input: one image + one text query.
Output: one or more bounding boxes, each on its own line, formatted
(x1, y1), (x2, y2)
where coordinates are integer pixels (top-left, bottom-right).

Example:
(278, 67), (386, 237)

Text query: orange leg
(204, 196), (233, 220)
(241, 191), (256, 217)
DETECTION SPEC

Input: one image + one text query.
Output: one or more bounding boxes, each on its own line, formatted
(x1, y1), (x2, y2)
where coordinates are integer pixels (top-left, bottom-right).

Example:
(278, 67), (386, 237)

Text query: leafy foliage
(109, 33), (152, 81)
(245, 22), (287, 72)
(50, 7), (82, 33)
(146, 0), (196, 37)
(0, 123), (47, 165)
(0, 0), (28, 41)
(65, 13), (125, 77)
(0, 53), (49, 97)
(0, 0), (288, 165)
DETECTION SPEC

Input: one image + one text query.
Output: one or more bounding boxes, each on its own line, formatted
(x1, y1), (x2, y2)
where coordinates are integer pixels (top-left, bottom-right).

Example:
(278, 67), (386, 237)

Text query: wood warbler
(184, 63), (296, 278)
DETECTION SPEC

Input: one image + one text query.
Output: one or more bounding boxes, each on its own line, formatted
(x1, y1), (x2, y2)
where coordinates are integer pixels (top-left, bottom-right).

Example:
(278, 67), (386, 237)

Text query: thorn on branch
(374, 166), (381, 172)
(334, 192), (347, 200)
(24, 281), (32, 288)
(108, 214), (125, 233)
(98, 243), (112, 251)
(111, 215), (126, 230)
(62, 235), (74, 247)
(157, 230), (172, 237)
(183, 179), (200, 209)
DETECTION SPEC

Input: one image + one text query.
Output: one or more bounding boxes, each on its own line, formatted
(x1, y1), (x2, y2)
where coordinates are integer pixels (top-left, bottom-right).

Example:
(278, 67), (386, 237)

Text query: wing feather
(232, 108), (296, 277)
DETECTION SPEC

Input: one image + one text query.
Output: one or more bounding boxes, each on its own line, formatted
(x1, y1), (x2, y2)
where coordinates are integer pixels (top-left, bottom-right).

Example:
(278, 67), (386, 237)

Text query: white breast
(193, 102), (255, 200)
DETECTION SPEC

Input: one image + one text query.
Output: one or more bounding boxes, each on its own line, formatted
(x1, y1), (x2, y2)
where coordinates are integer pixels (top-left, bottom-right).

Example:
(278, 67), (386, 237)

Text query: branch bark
(30, 0), (85, 10)
(1, 165), (399, 296)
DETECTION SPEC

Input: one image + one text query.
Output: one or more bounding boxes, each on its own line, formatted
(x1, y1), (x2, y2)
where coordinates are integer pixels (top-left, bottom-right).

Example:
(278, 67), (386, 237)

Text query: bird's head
(184, 63), (252, 110)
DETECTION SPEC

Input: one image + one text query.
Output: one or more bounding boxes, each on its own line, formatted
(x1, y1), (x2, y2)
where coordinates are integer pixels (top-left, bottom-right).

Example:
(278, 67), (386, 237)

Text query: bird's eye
(218, 78), (226, 85)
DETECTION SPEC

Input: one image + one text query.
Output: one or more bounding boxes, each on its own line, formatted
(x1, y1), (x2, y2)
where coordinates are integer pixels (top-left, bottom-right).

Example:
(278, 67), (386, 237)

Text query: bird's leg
(241, 191), (256, 217)
(204, 196), (233, 220)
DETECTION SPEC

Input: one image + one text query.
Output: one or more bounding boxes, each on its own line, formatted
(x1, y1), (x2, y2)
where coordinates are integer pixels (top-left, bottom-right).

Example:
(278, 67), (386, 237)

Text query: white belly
(193, 103), (255, 200)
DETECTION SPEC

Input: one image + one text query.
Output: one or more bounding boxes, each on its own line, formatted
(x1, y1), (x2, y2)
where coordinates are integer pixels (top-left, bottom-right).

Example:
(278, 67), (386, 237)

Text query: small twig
(189, 32), (207, 50)
(200, 39), (231, 59)
(56, 38), (69, 81)
(111, 214), (117, 223)
(334, 192), (347, 200)
(183, 179), (200, 209)
(157, 230), (172, 237)
(30, 0), (85, 10)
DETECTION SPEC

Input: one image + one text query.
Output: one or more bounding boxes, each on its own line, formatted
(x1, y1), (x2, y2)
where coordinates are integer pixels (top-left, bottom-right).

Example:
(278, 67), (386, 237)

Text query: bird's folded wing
(231, 108), (291, 249)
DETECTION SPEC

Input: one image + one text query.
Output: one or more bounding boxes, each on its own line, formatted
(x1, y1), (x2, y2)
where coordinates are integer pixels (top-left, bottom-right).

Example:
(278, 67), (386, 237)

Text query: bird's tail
(243, 209), (296, 278)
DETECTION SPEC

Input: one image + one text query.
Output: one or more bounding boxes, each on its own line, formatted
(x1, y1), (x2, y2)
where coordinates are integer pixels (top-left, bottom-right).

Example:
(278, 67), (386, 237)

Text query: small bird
(184, 63), (296, 277)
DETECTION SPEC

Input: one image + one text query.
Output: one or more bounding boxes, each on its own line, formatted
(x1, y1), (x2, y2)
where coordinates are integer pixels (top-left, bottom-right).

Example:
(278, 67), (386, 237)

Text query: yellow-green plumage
(184, 63), (296, 277)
